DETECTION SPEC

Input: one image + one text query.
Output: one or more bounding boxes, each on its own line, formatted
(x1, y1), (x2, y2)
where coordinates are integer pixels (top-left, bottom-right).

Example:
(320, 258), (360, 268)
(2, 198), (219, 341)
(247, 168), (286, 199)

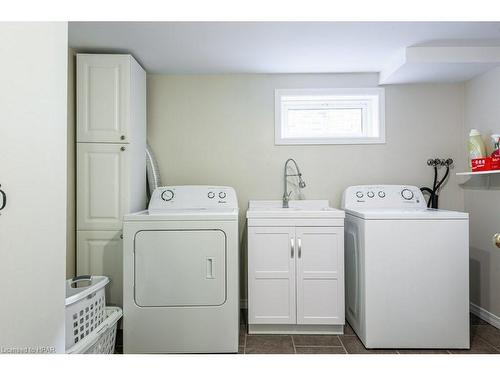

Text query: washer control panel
(341, 185), (426, 210)
(149, 185), (238, 214)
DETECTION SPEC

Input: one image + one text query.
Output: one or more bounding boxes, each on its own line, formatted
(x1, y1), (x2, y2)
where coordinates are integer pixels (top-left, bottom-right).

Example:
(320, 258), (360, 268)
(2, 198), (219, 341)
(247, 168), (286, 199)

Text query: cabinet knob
(120, 135), (126, 140)
(493, 233), (500, 248)
(120, 146), (126, 151)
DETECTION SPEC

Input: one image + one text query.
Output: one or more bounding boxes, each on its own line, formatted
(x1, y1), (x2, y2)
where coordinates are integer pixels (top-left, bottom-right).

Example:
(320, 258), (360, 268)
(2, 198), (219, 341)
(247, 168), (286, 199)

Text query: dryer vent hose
(146, 143), (162, 198)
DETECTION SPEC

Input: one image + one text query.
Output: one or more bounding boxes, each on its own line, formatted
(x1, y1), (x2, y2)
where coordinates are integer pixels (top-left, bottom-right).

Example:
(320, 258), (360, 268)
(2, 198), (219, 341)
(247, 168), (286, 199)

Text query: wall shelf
(456, 170), (500, 176)
(456, 169), (500, 189)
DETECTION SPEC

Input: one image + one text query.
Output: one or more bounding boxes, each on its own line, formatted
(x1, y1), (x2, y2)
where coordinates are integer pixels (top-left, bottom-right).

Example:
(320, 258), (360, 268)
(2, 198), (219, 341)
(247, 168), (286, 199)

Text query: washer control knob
(161, 189), (174, 201)
(378, 191), (386, 198)
(356, 191), (364, 198)
(219, 191), (227, 199)
(367, 191), (375, 198)
(208, 191), (215, 199)
(401, 189), (414, 200)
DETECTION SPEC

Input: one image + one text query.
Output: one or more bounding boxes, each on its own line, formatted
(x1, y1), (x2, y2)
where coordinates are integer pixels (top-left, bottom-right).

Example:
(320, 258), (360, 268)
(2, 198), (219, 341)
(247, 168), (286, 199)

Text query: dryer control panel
(148, 185), (238, 214)
(341, 185), (426, 210)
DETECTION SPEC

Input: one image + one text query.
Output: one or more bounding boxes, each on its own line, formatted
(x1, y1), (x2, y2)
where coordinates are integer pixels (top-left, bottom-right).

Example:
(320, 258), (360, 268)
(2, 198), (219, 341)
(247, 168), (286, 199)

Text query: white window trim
(274, 88), (386, 145)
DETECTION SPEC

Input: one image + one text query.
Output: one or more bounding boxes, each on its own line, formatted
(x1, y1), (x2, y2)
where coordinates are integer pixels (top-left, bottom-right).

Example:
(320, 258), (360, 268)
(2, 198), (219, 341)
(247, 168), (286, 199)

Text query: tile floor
(238, 311), (500, 354)
(115, 311), (500, 354)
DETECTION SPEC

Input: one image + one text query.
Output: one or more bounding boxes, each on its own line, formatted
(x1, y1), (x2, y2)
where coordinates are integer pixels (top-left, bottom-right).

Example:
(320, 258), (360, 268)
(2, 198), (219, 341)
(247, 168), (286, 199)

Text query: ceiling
(68, 22), (500, 75)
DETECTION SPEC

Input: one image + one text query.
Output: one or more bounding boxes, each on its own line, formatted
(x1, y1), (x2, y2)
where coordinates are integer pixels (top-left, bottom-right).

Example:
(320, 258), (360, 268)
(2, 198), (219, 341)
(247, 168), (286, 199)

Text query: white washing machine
(123, 185), (239, 353)
(341, 185), (469, 349)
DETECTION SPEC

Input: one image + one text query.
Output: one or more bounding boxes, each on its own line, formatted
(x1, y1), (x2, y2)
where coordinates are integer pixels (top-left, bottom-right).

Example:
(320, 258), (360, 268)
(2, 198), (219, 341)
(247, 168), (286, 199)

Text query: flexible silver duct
(146, 143), (162, 198)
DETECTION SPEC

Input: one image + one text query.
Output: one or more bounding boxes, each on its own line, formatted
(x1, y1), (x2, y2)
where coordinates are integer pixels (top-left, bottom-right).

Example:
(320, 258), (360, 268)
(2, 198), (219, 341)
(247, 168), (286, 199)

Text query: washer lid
(345, 208), (469, 220)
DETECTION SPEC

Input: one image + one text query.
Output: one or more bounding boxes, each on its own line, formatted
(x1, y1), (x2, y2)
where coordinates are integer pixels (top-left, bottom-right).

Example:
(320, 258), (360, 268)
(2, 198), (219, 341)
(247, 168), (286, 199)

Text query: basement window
(275, 88), (385, 145)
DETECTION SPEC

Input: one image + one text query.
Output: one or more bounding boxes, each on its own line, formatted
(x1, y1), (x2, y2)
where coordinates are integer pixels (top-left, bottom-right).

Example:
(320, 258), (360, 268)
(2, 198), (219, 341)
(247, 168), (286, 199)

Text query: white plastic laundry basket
(66, 307), (122, 354)
(65, 275), (109, 350)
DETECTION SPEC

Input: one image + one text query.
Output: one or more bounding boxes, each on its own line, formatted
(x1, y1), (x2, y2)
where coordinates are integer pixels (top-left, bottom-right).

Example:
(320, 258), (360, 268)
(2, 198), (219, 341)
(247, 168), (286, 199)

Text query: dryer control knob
(208, 191), (215, 199)
(356, 191), (364, 198)
(161, 189), (174, 201)
(219, 192), (227, 199)
(378, 191), (386, 198)
(401, 189), (414, 200)
(367, 191), (375, 198)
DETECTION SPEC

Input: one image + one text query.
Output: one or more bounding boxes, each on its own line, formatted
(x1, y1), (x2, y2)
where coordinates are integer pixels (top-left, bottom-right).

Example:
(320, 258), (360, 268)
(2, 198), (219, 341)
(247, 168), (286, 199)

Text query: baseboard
(470, 302), (500, 329)
(249, 324), (343, 335)
(240, 299), (247, 309)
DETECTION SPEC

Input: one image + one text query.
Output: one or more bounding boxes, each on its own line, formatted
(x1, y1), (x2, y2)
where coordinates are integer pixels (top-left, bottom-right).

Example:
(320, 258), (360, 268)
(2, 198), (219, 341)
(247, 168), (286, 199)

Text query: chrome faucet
(283, 158), (306, 208)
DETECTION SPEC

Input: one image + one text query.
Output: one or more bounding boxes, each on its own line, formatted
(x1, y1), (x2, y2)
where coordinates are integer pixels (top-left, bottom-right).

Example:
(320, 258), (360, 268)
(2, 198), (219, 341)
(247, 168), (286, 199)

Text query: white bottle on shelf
(468, 129), (486, 167)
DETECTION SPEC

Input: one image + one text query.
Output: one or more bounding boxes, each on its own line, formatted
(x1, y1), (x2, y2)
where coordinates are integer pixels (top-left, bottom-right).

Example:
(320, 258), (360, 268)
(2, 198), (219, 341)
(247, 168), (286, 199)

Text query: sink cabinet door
(248, 227), (296, 324)
(296, 227), (344, 325)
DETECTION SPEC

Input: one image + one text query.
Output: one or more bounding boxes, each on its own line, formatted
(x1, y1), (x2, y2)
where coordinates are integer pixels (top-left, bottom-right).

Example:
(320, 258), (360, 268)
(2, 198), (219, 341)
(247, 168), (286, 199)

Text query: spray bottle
(491, 134), (500, 157)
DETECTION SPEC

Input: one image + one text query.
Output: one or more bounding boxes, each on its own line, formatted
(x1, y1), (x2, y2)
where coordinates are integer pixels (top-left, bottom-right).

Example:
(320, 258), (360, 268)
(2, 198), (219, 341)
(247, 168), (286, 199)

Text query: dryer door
(134, 229), (226, 307)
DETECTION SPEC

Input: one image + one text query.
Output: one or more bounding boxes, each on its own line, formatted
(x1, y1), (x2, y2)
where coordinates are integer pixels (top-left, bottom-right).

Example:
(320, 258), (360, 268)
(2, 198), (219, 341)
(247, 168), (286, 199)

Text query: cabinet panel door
(77, 230), (123, 307)
(296, 227), (344, 325)
(77, 54), (130, 143)
(77, 143), (128, 231)
(248, 227), (296, 324)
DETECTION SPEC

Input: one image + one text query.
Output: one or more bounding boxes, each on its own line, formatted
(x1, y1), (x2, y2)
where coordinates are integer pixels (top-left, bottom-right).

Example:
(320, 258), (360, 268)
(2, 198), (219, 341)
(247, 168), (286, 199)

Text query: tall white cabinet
(76, 54), (147, 307)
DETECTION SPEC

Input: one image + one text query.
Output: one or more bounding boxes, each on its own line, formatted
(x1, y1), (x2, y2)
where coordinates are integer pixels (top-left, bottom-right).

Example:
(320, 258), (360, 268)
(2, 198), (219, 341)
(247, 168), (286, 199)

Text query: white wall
(0, 22), (68, 353)
(148, 74), (465, 217)
(464, 67), (500, 319)
(147, 73), (466, 299)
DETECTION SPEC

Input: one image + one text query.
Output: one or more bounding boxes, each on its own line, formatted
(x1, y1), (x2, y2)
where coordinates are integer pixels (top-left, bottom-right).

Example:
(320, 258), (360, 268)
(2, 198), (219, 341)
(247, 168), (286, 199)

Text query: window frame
(274, 87), (386, 145)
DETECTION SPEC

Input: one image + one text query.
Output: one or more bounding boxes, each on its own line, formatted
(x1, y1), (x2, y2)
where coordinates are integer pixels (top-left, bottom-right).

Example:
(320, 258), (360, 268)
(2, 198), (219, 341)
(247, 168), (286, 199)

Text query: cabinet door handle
(0, 184), (6, 211)
(290, 238), (295, 258)
(298, 238), (302, 258)
(206, 257), (215, 279)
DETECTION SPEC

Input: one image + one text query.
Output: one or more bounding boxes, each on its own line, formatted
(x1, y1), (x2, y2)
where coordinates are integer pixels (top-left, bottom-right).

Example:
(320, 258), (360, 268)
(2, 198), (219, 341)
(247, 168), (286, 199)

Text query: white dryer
(123, 185), (239, 353)
(341, 185), (469, 349)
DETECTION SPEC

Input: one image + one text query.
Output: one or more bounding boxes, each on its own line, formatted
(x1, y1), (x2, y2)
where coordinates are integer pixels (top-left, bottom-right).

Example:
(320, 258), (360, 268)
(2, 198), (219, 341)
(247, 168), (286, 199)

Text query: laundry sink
(246, 200), (345, 219)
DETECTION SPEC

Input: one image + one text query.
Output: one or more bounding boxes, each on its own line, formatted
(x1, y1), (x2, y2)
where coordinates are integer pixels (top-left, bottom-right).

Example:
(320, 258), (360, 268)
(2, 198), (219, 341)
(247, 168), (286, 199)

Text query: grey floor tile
(296, 346), (346, 354)
(245, 335), (295, 354)
(470, 313), (489, 326)
(449, 336), (499, 354)
(343, 322), (356, 336)
(292, 335), (342, 347)
(239, 332), (246, 346)
(239, 312), (247, 347)
(472, 324), (500, 349)
(339, 335), (397, 354)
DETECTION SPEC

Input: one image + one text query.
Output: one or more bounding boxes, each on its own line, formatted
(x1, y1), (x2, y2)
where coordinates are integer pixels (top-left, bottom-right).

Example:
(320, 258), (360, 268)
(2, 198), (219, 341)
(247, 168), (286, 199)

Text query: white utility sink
(247, 200), (345, 219)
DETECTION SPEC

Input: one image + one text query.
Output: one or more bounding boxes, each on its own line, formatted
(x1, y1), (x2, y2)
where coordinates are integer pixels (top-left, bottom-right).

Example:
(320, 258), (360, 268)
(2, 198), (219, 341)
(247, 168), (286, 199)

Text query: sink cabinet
(247, 200), (345, 334)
